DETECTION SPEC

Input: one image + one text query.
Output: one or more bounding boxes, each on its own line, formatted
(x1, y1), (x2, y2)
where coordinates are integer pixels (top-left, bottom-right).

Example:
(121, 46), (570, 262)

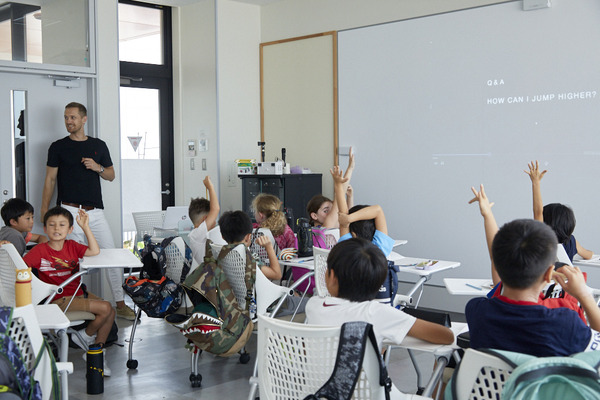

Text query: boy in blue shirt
(467, 185), (600, 357)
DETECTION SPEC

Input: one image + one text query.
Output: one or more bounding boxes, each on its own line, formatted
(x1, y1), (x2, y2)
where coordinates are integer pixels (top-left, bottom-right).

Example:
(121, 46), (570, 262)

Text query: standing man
(40, 102), (136, 320)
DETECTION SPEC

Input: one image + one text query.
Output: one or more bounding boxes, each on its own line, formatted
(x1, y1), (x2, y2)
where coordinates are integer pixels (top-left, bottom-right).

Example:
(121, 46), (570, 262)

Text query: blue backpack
(0, 307), (43, 400)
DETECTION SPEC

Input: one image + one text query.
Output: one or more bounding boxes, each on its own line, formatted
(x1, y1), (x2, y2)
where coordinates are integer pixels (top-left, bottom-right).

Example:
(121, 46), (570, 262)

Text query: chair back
(249, 228), (278, 265)
(207, 225), (227, 245)
(219, 244), (252, 309)
(257, 315), (409, 400)
(132, 211), (166, 244)
(0, 244), (22, 307)
(255, 267), (291, 317)
(11, 304), (56, 400)
(163, 237), (189, 283)
(450, 348), (514, 400)
(313, 247), (331, 297)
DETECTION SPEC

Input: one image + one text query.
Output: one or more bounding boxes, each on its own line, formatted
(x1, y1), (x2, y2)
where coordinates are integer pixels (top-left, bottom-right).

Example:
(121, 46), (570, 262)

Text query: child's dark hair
(348, 205), (376, 241)
(542, 203), (575, 244)
(306, 194), (332, 226)
(327, 238), (387, 302)
(1, 198), (34, 226)
(43, 206), (74, 227)
(492, 219), (557, 289)
(188, 197), (210, 225)
(218, 211), (252, 244)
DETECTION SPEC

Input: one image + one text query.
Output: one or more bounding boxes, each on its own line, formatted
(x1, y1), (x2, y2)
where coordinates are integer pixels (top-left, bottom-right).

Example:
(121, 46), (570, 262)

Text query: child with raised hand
(331, 166), (394, 258)
(469, 184), (588, 322)
(464, 206), (600, 356)
(218, 211), (282, 280)
(0, 198), (48, 255)
(306, 147), (355, 228)
(252, 193), (296, 250)
(526, 160), (593, 261)
(306, 238), (454, 347)
(24, 206), (115, 374)
(188, 176), (220, 265)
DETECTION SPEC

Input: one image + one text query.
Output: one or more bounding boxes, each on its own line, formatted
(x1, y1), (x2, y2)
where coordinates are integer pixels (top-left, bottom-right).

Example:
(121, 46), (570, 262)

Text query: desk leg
(57, 328), (69, 400)
(422, 354), (450, 399)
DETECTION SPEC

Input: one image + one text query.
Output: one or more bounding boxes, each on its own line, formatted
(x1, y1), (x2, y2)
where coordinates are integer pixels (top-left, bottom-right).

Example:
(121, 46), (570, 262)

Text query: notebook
(162, 206), (194, 232)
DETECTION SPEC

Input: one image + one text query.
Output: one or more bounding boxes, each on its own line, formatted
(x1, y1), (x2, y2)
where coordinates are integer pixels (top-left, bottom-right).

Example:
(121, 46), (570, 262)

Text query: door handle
(161, 189), (171, 195)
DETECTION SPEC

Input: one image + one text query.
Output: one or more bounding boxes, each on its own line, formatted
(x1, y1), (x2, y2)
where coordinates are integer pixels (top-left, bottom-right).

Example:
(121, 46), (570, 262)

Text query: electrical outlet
(228, 162), (237, 187)
(202, 158), (207, 170)
(190, 158), (195, 170)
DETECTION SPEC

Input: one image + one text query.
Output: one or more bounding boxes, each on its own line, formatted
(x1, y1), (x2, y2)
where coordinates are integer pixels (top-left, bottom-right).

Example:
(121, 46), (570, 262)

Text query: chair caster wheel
(239, 352), (251, 364)
(190, 374), (202, 387)
(127, 359), (138, 369)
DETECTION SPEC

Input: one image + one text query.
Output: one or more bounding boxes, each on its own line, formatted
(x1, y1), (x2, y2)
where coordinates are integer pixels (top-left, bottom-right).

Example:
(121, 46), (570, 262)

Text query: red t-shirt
(23, 241), (88, 299)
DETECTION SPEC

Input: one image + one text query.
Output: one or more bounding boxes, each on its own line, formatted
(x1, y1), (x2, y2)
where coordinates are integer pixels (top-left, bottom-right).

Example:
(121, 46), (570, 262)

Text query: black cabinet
(239, 174), (322, 231)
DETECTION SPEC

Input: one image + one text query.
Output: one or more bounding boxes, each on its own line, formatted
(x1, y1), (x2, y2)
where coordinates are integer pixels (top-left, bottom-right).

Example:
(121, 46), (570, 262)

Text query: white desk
(81, 248), (143, 270)
(573, 254), (600, 268)
(444, 278), (494, 295)
(393, 321), (468, 397)
(279, 256), (314, 269)
(395, 256), (460, 307)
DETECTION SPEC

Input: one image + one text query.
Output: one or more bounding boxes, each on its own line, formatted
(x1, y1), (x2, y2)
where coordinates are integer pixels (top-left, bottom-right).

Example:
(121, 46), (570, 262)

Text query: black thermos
(86, 344), (104, 394)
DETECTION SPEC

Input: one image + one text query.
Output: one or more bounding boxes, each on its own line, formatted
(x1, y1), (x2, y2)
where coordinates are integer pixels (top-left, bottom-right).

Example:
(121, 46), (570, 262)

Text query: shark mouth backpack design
(165, 240), (255, 357)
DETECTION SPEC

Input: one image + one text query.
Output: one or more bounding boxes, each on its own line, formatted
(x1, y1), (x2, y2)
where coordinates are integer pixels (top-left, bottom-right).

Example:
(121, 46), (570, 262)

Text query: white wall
(260, 0), (511, 42)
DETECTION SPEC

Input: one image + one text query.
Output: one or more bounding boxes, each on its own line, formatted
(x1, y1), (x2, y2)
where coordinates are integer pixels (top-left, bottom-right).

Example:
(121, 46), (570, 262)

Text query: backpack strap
(303, 321), (391, 400)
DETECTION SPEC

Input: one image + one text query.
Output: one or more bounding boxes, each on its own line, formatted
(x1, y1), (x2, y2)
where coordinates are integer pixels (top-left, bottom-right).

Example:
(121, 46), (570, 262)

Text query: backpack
(499, 349), (600, 400)
(123, 235), (192, 318)
(377, 261), (399, 305)
(165, 240), (255, 357)
(0, 307), (43, 400)
(446, 348), (600, 400)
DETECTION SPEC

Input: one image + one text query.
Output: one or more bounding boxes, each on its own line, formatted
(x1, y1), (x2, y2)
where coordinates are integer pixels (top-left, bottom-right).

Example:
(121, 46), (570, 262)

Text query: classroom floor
(66, 301), (465, 400)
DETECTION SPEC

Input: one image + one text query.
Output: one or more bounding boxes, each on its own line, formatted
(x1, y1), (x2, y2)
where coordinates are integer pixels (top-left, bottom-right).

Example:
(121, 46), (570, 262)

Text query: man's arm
(346, 205), (388, 235)
(469, 185), (501, 285)
(81, 158), (115, 182)
(203, 176), (220, 230)
(525, 160), (546, 222)
(555, 264), (600, 331)
(77, 209), (100, 256)
(40, 166), (58, 222)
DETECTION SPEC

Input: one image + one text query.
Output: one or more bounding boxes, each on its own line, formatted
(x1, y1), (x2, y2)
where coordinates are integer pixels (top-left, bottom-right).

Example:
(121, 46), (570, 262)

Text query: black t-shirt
(47, 136), (113, 209)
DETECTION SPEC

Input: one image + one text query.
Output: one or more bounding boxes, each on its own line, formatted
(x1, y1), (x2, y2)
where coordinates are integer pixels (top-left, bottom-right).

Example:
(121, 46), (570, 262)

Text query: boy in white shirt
(305, 238), (453, 348)
(188, 176), (220, 265)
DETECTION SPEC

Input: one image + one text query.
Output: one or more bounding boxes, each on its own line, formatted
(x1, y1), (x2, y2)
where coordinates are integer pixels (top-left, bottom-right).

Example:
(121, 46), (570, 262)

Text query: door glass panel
(0, 1), (90, 67)
(118, 3), (162, 65)
(12, 90), (26, 200)
(120, 86), (162, 248)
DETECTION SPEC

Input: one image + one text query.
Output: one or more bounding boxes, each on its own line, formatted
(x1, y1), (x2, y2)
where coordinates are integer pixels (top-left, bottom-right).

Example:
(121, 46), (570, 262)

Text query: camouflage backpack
(165, 240), (255, 356)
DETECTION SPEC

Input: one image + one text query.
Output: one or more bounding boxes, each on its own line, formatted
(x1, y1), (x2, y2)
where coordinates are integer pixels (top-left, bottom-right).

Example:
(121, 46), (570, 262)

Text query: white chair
(254, 314), (427, 400)
(10, 305), (73, 400)
(448, 348), (514, 400)
(132, 210), (166, 253)
(313, 246), (331, 297)
(249, 228), (278, 265)
(207, 225), (227, 245)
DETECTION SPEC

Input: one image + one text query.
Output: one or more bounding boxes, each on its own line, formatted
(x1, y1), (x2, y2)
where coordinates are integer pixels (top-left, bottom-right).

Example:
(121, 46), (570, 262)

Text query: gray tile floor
(67, 304), (464, 399)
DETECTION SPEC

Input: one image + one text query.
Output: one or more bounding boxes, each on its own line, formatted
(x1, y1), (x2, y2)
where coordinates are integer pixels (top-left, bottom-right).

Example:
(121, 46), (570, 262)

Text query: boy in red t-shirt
(24, 206), (114, 372)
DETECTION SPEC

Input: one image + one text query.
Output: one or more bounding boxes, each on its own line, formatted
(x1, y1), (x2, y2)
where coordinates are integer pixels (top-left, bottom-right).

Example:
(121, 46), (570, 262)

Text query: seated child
(0, 198), (47, 255)
(331, 166), (394, 258)
(23, 206), (115, 372)
(188, 176), (220, 265)
(305, 238), (454, 348)
(252, 193), (296, 250)
(218, 211), (282, 280)
(467, 186), (600, 357)
(526, 160), (593, 261)
(470, 184), (587, 322)
(306, 148), (356, 229)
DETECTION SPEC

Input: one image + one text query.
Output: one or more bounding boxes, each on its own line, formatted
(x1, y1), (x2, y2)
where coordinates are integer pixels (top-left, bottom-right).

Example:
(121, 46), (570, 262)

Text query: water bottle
(296, 218), (313, 257)
(86, 344), (104, 394)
